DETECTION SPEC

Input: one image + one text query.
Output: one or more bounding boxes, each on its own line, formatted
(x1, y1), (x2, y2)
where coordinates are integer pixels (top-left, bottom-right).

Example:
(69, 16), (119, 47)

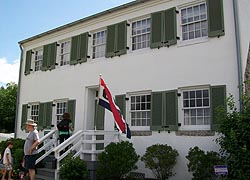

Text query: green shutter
(164, 7), (177, 46)
(70, 35), (79, 65)
(164, 90), (178, 130)
(115, 95), (126, 119)
(68, 100), (76, 126)
(42, 45), (49, 71)
(210, 85), (226, 130)
(150, 11), (163, 48)
(78, 33), (88, 63)
(95, 100), (105, 130)
(21, 104), (28, 130)
(48, 43), (57, 70)
(207, 0), (225, 37)
(151, 92), (163, 130)
(24, 50), (32, 75)
(45, 102), (53, 129)
(116, 21), (127, 56)
(106, 24), (116, 58)
(38, 103), (46, 130)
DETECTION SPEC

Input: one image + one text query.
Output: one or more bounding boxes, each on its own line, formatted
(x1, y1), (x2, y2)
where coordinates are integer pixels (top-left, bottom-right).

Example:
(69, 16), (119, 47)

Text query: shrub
(59, 153), (88, 180)
(186, 146), (224, 180)
(141, 144), (178, 180)
(0, 138), (25, 176)
(97, 141), (139, 180)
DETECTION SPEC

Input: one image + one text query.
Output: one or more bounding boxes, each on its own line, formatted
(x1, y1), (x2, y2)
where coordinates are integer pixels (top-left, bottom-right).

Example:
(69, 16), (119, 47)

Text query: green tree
(97, 141), (139, 180)
(141, 144), (178, 180)
(217, 93), (250, 180)
(186, 146), (224, 180)
(0, 82), (18, 132)
(59, 153), (89, 180)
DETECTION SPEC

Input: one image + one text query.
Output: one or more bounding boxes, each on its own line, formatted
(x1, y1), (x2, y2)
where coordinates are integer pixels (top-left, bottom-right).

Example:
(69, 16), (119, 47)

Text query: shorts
(24, 155), (37, 170)
(4, 164), (12, 171)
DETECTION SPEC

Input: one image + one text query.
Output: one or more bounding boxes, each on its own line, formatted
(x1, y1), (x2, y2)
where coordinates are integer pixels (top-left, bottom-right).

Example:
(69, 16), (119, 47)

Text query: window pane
(181, 2), (207, 41)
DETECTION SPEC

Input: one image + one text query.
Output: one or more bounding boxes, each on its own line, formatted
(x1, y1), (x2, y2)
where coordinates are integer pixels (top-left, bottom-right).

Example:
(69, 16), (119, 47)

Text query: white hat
(25, 119), (37, 126)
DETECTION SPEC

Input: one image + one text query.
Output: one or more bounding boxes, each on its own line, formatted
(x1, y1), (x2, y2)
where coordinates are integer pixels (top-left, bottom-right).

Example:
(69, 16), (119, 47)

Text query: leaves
(186, 146), (224, 180)
(141, 144), (178, 180)
(217, 92), (250, 179)
(59, 153), (88, 180)
(97, 141), (139, 180)
(0, 82), (18, 132)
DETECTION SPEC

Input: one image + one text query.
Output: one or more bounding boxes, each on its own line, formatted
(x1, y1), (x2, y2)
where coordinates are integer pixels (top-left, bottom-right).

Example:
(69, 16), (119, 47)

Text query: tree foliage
(0, 138), (25, 176)
(59, 153), (89, 180)
(0, 82), (18, 132)
(186, 146), (224, 180)
(217, 93), (250, 180)
(141, 144), (178, 180)
(97, 141), (139, 180)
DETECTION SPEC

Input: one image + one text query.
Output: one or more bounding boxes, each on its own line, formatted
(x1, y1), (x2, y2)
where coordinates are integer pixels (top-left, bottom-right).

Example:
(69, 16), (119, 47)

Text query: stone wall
(245, 44), (250, 96)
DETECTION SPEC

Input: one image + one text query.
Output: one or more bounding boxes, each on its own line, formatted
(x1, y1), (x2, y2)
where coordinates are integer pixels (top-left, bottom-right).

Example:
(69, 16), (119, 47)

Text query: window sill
(175, 130), (215, 136)
(177, 37), (208, 48)
(131, 131), (152, 136)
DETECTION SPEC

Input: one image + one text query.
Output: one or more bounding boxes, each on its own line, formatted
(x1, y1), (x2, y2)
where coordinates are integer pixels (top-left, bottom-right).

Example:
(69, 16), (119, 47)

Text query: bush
(0, 138), (25, 176)
(141, 144), (178, 180)
(59, 153), (88, 180)
(216, 93), (250, 179)
(97, 141), (139, 180)
(186, 146), (224, 180)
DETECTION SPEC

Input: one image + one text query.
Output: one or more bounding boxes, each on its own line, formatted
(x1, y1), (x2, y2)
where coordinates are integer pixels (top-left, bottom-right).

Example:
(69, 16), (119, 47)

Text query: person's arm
(29, 140), (39, 155)
(5, 153), (10, 165)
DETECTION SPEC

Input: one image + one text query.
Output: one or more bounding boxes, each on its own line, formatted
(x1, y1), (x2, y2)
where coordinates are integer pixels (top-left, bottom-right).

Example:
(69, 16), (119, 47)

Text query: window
(60, 40), (71, 66)
(130, 94), (151, 128)
(92, 30), (106, 59)
(56, 101), (67, 123)
(30, 104), (39, 122)
(182, 89), (210, 126)
(131, 18), (150, 50)
(34, 48), (43, 71)
(181, 2), (207, 41)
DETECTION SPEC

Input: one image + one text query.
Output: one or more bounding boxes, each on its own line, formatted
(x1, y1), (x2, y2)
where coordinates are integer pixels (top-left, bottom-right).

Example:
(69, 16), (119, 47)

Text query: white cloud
(0, 57), (20, 84)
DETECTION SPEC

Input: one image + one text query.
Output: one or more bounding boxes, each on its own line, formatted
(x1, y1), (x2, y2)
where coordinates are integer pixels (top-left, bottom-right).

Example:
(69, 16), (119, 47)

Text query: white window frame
(34, 48), (43, 71)
(130, 17), (151, 51)
(28, 103), (39, 122)
(91, 29), (107, 59)
(178, 86), (211, 130)
(177, 1), (208, 46)
(54, 99), (68, 124)
(127, 91), (151, 131)
(59, 39), (71, 66)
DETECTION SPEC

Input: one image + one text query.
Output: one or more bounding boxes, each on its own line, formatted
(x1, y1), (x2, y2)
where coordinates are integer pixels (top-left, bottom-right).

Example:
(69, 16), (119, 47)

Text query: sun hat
(25, 119), (37, 126)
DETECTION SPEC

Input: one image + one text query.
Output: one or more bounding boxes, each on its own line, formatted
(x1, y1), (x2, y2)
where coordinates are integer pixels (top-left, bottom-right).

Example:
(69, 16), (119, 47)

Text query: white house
(15, 0), (250, 179)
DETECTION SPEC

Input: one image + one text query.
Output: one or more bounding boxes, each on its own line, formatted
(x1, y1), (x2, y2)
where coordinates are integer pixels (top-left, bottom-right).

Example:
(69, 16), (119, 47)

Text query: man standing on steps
(24, 119), (40, 180)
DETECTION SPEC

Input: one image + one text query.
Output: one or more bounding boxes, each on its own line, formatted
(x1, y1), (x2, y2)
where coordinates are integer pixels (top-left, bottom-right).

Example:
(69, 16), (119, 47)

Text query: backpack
(57, 120), (69, 131)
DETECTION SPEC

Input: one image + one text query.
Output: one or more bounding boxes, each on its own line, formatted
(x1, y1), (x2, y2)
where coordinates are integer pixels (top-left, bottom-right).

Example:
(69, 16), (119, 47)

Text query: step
(36, 174), (55, 180)
(36, 168), (55, 179)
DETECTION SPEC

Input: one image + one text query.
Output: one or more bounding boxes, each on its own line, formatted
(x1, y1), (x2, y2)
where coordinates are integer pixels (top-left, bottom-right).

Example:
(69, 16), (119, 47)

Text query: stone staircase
(36, 154), (55, 180)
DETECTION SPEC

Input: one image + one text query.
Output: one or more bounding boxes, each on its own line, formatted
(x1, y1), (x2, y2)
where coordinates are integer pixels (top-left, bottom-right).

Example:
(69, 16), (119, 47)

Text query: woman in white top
(2, 141), (13, 180)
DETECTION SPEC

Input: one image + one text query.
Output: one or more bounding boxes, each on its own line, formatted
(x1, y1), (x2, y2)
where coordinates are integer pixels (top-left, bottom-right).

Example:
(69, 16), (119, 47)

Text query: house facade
(16, 0), (250, 179)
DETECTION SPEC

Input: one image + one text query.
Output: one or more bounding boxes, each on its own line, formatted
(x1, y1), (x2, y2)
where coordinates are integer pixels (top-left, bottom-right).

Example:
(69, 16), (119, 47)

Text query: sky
(0, 0), (134, 87)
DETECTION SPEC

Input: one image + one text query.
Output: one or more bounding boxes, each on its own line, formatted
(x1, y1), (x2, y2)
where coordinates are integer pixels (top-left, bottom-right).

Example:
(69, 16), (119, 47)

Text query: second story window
(181, 2), (207, 41)
(131, 18), (151, 50)
(60, 40), (71, 66)
(92, 30), (106, 59)
(34, 48), (43, 71)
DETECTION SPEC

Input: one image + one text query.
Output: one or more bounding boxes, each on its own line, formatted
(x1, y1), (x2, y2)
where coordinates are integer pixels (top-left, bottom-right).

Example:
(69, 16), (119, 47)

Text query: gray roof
(19, 0), (150, 45)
